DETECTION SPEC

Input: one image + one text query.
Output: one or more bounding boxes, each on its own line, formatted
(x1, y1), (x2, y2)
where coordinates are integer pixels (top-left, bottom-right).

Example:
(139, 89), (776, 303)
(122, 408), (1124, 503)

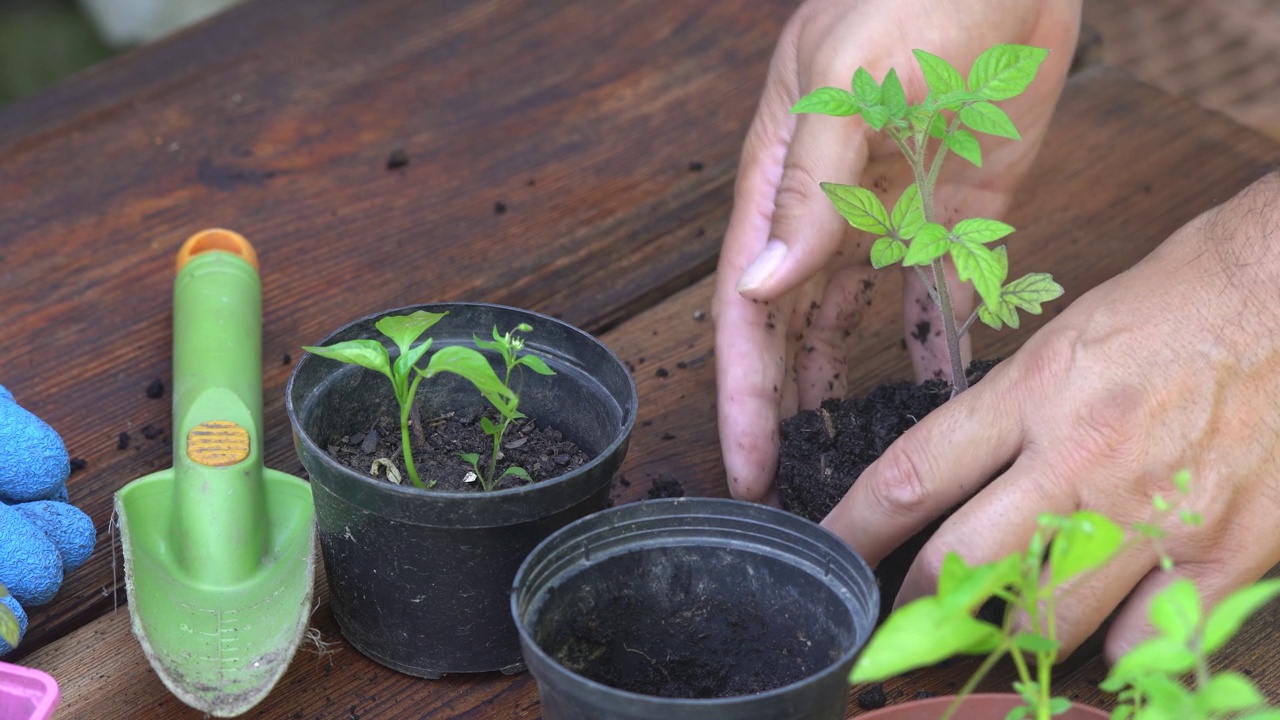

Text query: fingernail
(737, 239), (787, 293)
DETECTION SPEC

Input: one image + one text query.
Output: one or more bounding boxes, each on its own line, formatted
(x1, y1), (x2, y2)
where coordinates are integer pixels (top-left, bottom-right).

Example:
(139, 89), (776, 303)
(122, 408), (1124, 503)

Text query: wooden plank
(1, 0), (788, 655)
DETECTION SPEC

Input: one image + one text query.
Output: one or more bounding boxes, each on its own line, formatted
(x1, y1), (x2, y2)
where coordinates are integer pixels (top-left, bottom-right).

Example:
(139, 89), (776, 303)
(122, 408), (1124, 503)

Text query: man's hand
(713, 0), (1081, 503)
(0, 385), (95, 654)
(823, 174), (1280, 661)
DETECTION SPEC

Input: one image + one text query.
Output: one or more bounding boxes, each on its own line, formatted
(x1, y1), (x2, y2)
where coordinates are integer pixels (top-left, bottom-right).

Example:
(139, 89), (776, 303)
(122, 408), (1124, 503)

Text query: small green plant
(792, 44), (1065, 395)
(0, 583), (19, 649)
(851, 471), (1280, 720)
(303, 310), (523, 490)
(456, 323), (556, 491)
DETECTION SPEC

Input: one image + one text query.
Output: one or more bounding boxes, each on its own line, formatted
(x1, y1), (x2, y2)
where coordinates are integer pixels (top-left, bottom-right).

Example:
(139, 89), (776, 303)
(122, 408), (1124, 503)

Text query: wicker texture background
(1085, 0), (1280, 138)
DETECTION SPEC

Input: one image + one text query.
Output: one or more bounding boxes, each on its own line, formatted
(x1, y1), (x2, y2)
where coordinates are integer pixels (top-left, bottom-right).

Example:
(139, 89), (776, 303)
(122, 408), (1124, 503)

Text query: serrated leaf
(863, 105), (890, 130)
(978, 304), (1004, 331)
(519, 355), (555, 375)
(1149, 578), (1200, 644)
(890, 184), (925, 239)
(950, 239), (1004, 309)
(1002, 273), (1063, 315)
(850, 596), (1000, 683)
(959, 101), (1021, 139)
(880, 68), (907, 118)
(968, 44), (1049, 101)
(1202, 579), (1280, 654)
(902, 223), (949, 267)
(1048, 510), (1124, 587)
(820, 182), (890, 234)
(1196, 671), (1265, 714)
(376, 310), (448, 357)
(304, 339), (392, 380)
(852, 67), (880, 106)
(502, 466), (532, 482)
(952, 218), (1015, 244)
(913, 49), (964, 95)
(791, 87), (859, 116)
(945, 128), (982, 166)
(870, 236), (907, 269)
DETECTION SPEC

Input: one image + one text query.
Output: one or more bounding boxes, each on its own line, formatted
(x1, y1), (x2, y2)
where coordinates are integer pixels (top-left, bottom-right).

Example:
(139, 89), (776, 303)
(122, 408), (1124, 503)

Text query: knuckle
(865, 443), (932, 518)
(1068, 388), (1146, 472)
(1016, 328), (1078, 393)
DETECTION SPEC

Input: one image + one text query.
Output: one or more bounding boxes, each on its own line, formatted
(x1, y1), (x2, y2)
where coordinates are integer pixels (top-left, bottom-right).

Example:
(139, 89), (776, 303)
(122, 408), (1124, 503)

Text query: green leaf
(902, 223), (949, 267)
(928, 112), (948, 139)
(0, 596), (18, 649)
(422, 345), (516, 410)
(519, 355), (556, 376)
(913, 49), (964, 95)
(480, 415), (498, 436)
(950, 240), (1004, 309)
(968, 44), (1049, 101)
(457, 452), (480, 469)
(852, 67), (880, 106)
(502, 466), (532, 482)
(791, 87), (860, 116)
(862, 105), (890, 131)
(304, 339), (392, 381)
(880, 69), (907, 118)
(890, 184), (925, 240)
(944, 128), (982, 166)
(936, 553), (1020, 615)
(1180, 509), (1202, 526)
(1048, 697), (1072, 715)
(1012, 632), (1060, 655)
(850, 596), (1001, 683)
(1202, 579), (1280, 654)
(376, 310), (447, 357)
(1149, 578), (1200, 644)
(959, 101), (1021, 139)
(1106, 637), (1198, 685)
(951, 218), (1015, 244)
(1004, 706), (1030, 720)
(1195, 672), (1265, 714)
(820, 182), (890, 234)
(1002, 273), (1064, 315)
(1173, 469), (1192, 494)
(394, 337), (435, 384)
(1047, 511), (1124, 587)
(1239, 711), (1280, 720)
(870, 236), (907, 269)
(978, 304), (1004, 331)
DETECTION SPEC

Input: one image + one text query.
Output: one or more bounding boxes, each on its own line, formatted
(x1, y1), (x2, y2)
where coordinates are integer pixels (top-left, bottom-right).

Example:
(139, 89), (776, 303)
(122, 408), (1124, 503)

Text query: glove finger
(0, 503), (63, 605)
(0, 388), (70, 503)
(0, 594), (26, 655)
(16, 501), (96, 573)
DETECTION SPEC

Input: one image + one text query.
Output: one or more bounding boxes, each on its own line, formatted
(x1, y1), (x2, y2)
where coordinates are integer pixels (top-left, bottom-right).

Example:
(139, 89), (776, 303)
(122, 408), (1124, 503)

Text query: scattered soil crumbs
(858, 683), (888, 709)
(69, 458), (87, 473)
(325, 405), (587, 492)
(117, 432), (131, 450)
(386, 149), (409, 169)
(146, 379), (164, 399)
(778, 359), (999, 620)
(646, 476), (684, 499)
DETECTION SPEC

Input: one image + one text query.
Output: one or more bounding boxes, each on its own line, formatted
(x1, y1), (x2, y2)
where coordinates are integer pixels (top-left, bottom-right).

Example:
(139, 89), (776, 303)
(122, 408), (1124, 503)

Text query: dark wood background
(3, 0), (1279, 717)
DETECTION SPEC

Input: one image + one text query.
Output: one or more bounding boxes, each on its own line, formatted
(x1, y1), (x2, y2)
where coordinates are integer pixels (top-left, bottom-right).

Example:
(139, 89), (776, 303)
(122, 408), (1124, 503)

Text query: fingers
(737, 111), (870, 299)
(821, 367), (1024, 566)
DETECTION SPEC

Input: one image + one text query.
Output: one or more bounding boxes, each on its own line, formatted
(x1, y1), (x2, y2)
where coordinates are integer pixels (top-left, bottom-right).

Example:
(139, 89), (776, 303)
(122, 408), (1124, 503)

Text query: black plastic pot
(286, 303), (637, 677)
(512, 497), (879, 720)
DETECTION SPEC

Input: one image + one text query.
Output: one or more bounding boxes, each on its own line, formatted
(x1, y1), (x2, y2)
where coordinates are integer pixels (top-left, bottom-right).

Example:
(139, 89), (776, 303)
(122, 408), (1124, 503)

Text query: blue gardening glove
(0, 385), (96, 655)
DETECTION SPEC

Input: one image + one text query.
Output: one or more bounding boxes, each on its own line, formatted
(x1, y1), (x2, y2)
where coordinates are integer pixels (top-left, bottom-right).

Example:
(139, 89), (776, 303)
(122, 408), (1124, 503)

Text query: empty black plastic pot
(512, 497), (879, 720)
(286, 303), (637, 677)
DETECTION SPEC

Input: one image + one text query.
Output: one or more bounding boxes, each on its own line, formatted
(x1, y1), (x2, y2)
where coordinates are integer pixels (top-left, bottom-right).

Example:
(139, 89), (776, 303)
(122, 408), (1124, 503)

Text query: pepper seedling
(792, 44), (1065, 395)
(457, 324), (556, 492)
(303, 310), (517, 490)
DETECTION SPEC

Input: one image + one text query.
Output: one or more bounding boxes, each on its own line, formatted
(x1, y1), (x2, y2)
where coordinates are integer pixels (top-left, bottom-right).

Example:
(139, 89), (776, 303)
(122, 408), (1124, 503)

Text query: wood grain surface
(4, 0), (1280, 717)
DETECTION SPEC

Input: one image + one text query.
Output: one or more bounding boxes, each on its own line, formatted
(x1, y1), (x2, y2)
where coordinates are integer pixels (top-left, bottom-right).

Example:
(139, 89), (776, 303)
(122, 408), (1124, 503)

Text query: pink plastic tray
(0, 662), (60, 720)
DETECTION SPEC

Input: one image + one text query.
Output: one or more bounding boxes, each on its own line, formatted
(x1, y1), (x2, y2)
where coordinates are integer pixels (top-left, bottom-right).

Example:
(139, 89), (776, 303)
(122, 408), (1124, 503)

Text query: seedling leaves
(821, 182), (890, 234)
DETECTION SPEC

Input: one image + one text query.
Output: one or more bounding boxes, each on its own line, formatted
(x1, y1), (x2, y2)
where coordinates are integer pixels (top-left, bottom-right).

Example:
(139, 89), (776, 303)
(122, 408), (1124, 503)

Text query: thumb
(737, 112), (870, 298)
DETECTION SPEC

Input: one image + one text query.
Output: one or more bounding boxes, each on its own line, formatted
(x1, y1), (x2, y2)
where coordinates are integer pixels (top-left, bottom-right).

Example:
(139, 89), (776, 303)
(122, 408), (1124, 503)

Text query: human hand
(0, 385), (95, 654)
(822, 173), (1280, 661)
(713, 0), (1081, 504)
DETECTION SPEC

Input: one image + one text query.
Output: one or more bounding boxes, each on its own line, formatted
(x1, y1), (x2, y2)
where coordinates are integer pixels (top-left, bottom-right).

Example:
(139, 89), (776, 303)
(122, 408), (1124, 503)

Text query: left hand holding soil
(822, 173), (1280, 663)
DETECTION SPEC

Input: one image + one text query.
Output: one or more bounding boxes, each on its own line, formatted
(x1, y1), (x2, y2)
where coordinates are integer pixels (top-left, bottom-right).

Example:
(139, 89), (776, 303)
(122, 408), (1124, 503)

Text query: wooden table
(4, 1), (1280, 717)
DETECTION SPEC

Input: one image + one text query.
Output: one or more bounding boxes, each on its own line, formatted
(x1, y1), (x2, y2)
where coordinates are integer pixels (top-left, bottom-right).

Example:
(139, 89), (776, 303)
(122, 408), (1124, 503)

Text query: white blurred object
(77, 0), (246, 47)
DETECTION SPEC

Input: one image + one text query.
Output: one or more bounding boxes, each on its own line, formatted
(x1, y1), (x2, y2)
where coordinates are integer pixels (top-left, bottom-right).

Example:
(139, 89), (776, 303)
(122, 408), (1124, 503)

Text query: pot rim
(512, 497), (879, 710)
(285, 302), (638, 503)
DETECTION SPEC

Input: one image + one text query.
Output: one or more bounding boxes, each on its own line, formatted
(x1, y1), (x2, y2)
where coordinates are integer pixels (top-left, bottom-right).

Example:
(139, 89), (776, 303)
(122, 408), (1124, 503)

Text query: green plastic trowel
(115, 230), (316, 717)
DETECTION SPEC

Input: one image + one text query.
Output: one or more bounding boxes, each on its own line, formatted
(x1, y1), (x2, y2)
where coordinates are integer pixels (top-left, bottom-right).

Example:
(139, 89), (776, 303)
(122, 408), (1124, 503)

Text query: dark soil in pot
(777, 359), (998, 622)
(324, 404), (588, 491)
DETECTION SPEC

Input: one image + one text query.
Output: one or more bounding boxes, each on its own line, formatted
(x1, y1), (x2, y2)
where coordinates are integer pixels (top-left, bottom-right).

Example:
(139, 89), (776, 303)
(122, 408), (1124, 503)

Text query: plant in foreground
(456, 323), (556, 491)
(0, 583), (18, 649)
(851, 471), (1280, 720)
(303, 310), (529, 490)
(793, 44), (1065, 395)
